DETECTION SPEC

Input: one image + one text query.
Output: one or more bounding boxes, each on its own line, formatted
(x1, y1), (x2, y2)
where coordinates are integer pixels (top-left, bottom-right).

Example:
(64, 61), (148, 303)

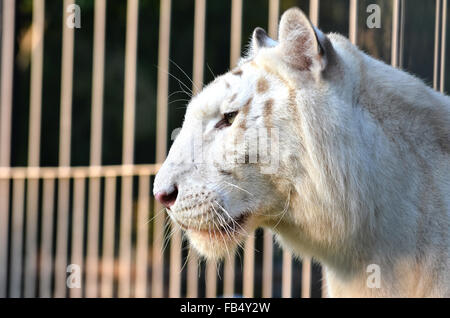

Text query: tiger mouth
(177, 212), (249, 236)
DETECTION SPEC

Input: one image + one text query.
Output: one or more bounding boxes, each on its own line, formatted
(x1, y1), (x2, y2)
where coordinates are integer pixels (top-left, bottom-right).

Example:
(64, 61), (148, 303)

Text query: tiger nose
(155, 186), (178, 209)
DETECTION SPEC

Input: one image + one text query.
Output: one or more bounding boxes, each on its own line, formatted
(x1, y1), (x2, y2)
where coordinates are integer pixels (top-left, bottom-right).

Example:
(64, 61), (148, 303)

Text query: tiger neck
(271, 76), (425, 296)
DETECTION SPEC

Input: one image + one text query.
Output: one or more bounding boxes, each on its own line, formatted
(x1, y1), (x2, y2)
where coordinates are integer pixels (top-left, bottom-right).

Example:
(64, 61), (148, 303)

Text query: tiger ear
(278, 7), (331, 72)
(251, 27), (278, 53)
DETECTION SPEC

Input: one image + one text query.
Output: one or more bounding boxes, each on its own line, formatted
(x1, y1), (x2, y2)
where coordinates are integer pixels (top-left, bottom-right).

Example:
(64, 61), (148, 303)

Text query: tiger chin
(154, 7), (450, 297)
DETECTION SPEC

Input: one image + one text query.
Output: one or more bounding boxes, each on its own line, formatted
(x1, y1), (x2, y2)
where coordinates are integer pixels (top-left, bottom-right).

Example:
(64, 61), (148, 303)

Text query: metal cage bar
(153, 0), (172, 298)
(301, 258), (312, 298)
(435, 0), (448, 92)
(441, 0), (448, 93)
(100, 174), (117, 298)
(309, 0), (320, 26)
(0, 0), (15, 298)
(118, 0), (139, 298)
(70, 175), (86, 298)
(54, 0), (75, 298)
(39, 177), (55, 298)
(205, 261), (217, 298)
(435, 0), (443, 89)
(24, 0), (45, 297)
(392, 0), (402, 68)
(243, 235), (255, 298)
(281, 250), (292, 298)
(135, 174), (151, 297)
(349, 0), (358, 44)
(10, 177), (25, 298)
(86, 0), (107, 298)
(230, 0), (243, 68)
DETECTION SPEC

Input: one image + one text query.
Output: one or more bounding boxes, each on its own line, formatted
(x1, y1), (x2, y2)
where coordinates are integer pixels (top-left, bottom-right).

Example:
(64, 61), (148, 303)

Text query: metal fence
(0, 0), (447, 298)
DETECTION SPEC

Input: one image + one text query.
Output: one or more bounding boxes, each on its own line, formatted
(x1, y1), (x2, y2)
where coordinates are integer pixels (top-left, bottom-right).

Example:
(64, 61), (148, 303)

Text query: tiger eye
(225, 111), (238, 125)
(215, 111), (238, 129)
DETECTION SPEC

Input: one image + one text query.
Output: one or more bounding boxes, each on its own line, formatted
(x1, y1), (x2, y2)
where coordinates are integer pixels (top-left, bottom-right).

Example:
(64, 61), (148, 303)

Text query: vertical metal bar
(135, 174), (150, 297)
(301, 258), (311, 298)
(153, 0), (171, 298)
(222, 256), (235, 297)
(186, 0), (206, 299)
(440, 0), (447, 93)
(155, 1), (171, 162)
(322, 267), (327, 298)
(24, 177), (39, 298)
(101, 174), (116, 298)
(151, 204), (166, 298)
(10, 177), (25, 298)
(0, 0), (14, 168)
(268, 0), (279, 39)
(0, 0), (15, 298)
(54, 175), (70, 298)
(192, 0), (206, 95)
(70, 175), (85, 298)
(121, 1), (138, 167)
(89, 0), (106, 168)
(39, 176), (55, 298)
(349, 0), (358, 44)
(58, 1), (74, 168)
(434, 0), (442, 89)
(55, 0), (75, 298)
(230, 0), (242, 67)
(399, 0), (405, 68)
(309, 0), (320, 26)
(24, 0), (45, 288)
(0, 176), (10, 298)
(223, 255), (234, 297)
(25, 0), (45, 297)
(86, 0), (106, 298)
(118, 164), (133, 295)
(243, 235), (255, 298)
(281, 250), (292, 298)
(118, 0), (139, 298)
(186, 255), (198, 297)
(391, 0), (401, 68)
(223, 0), (243, 297)
(205, 261), (217, 298)
(169, 226), (182, 298)
(262, 1), (279, 298)
(262, 231), (273, 298)
(27, 0), (45, 168)
(86, 174), (100, 297)
(205, 256), (216, 297)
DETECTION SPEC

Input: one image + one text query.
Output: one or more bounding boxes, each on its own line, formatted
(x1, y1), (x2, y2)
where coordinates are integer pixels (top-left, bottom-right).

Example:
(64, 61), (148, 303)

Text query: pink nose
(155, 186), (178, 208)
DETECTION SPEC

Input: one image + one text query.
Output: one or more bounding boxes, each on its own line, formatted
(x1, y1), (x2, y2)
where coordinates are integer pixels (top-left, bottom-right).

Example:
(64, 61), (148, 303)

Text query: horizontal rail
(0, 164), (161, 179)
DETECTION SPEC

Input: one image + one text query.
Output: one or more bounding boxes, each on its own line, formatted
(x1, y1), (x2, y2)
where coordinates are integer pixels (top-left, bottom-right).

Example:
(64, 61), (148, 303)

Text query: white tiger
(154, 8), (450, 297)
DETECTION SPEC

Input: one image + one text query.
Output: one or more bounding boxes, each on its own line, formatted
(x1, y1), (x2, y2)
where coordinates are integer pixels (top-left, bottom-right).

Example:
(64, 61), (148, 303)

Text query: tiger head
(153, 8), (349, 259)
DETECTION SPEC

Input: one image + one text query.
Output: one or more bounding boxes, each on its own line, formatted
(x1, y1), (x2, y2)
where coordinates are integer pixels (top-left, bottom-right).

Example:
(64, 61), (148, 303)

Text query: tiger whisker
(222, 180), (254, 197)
